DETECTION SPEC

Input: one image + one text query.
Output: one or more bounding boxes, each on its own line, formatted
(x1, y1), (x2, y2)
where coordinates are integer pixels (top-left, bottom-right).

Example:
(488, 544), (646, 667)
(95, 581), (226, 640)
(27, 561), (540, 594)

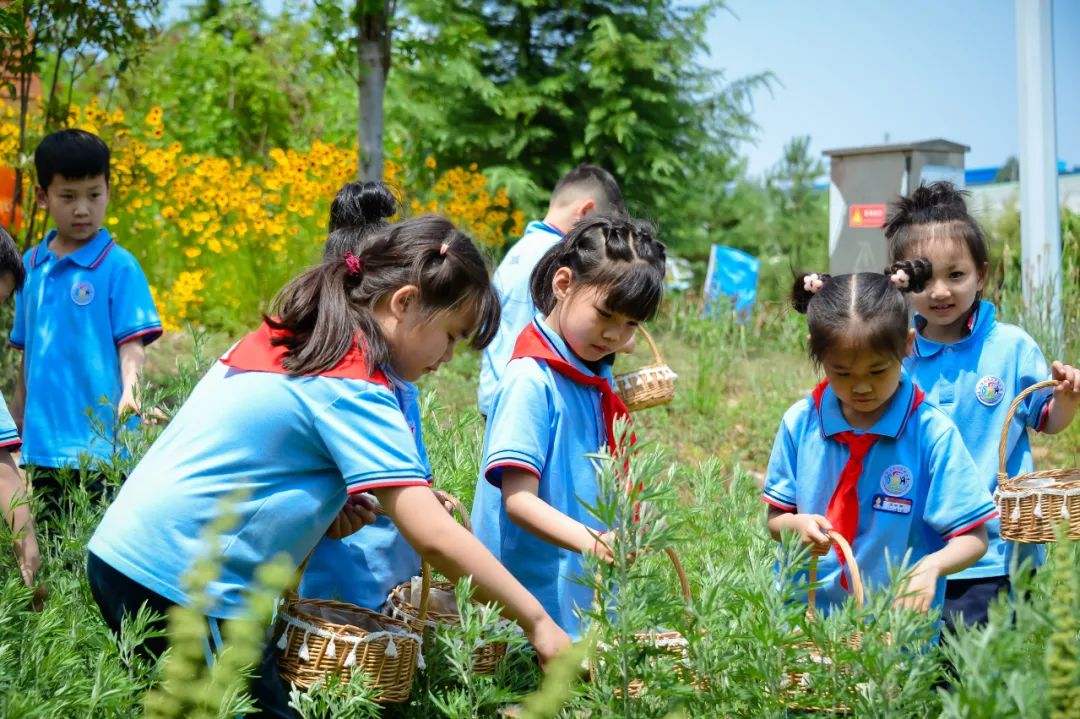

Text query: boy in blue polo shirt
(9, 129), (161, 519)
(477, 164), (626, 417)
(0, 225), (40, 592)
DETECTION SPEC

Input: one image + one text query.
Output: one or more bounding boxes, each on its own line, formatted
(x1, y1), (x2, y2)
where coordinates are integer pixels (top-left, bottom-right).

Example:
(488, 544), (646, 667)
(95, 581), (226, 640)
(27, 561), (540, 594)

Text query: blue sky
(705, 0), (1080, 177)
(166, 1), (1078, 179)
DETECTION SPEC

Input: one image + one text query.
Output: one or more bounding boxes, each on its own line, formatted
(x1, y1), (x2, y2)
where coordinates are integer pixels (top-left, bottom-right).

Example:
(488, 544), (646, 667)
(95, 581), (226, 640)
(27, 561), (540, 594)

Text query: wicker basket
(612, 326), (677, 412)
(386, 491), (510, 675)
(994, 380), (1080, 543)
(589, 547), (698, 698)
(784, 531), (872, 714)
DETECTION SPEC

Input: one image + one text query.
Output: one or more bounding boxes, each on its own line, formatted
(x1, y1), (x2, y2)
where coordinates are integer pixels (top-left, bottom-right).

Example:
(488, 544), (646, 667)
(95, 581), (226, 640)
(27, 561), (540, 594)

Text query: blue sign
(703, 245), (760, 322)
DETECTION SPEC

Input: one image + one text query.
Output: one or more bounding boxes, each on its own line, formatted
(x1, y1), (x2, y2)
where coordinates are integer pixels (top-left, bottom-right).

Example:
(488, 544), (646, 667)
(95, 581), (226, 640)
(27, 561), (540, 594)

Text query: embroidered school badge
(70, 280), (95, 306)
(880, 465), (913, 497)
(975, 375), (1005, 406)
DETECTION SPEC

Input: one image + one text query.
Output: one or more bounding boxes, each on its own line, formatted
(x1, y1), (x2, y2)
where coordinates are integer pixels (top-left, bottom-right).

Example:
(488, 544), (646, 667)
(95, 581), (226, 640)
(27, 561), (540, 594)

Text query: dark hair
(34, 129), (110, 190)
(268, 215), (499, 375)
(530, 213), (666, 322)
(550, 164), (626, 216)
(791, 258), (932, 364)
(324, 182), (399, 261)
(884, 181), (988, 269)
(0, 225), (25, 291)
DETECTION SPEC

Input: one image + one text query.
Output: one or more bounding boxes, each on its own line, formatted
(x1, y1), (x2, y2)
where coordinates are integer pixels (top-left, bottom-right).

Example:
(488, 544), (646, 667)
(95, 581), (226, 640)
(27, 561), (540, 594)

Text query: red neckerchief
(812, 379), (924, 591)
(221, 321), (390, 387)
(510, 322), (633, 456)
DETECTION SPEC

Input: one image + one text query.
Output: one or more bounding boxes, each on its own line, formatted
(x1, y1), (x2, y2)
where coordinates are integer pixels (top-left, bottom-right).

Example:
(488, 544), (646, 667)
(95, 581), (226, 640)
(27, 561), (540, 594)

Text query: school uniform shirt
(472, 316), (610, 639)
(904, 300), (1053, 579)
(0, 394), (22, 451)
(477, 221), (564, 417)
(762, 372), (997, 616)
(9, 228), (161, 468)
(298, 372), (432, 610)
(88, 323), (431, 620)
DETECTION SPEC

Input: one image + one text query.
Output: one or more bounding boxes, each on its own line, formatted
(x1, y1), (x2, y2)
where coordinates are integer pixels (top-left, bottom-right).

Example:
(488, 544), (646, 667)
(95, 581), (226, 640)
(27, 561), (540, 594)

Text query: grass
(1, 293), (1078, 718)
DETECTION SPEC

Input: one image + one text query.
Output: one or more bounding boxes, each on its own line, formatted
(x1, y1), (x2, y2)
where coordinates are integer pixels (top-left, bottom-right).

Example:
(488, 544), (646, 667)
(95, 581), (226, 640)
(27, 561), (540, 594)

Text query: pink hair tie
(439, 242), (450, 256)
(890, 269), (910, 289)
(344, 252), (363, 276)
(803, 273), (824, 294)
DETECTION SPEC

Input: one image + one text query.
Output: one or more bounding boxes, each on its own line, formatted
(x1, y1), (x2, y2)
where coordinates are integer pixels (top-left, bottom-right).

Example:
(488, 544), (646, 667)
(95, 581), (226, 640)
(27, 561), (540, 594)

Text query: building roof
(823, 139), (970, 158)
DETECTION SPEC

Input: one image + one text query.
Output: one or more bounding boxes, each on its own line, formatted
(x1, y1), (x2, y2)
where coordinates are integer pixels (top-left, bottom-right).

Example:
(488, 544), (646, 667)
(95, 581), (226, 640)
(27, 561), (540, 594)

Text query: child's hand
(1051, 361), (1080, 406)
(526, 616), (572, 670)
(894, 562), (940, 613)
(117, 392), (141, 422)
(790, 514), (833, 555)
(15, 533), (40, 588)
(586, 529), (631, 565)
(325, 493), (379, 539)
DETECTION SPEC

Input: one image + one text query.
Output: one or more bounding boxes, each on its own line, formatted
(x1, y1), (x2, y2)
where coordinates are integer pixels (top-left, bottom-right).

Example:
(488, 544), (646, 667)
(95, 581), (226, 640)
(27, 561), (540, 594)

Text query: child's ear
(34, 185), (48, 209)
(388, 284), (420, 319)
(552, 267), (574, 301)
(576, 198), (596, 219)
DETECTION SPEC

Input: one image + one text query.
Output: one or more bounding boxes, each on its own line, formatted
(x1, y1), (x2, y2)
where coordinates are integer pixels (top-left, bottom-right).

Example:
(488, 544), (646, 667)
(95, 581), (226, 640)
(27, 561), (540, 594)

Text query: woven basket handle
(997, 379), (1059, 482)
(592, 545), (692, 610)
(636, 325), (663, 366)
(806, 530), (864, 616)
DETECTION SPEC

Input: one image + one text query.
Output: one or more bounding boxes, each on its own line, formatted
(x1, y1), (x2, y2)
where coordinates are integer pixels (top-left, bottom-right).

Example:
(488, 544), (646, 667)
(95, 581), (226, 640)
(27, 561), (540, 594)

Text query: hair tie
(344, 252), (363, 276)
(439, 242), (450, 256)
(889, 268), (910, 289)
(803, 273), (824, 294)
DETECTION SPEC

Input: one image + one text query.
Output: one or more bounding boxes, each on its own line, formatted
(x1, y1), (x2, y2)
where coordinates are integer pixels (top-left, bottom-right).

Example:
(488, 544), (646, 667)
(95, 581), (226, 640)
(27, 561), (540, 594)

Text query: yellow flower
(184, 247), (201, 258)
(424, 155), (436, 170)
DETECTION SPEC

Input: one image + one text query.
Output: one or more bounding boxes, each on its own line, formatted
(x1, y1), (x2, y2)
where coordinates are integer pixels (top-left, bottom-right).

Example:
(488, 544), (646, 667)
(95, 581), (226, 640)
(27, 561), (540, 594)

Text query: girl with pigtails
(762, 260), (995, 625)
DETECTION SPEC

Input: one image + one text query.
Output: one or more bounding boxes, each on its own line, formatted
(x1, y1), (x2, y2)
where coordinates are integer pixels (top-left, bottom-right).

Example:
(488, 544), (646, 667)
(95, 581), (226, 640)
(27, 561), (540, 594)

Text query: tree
(388, 0), (771, 248)
(995, 155), (1020, 184)
(764, 135), (826, 270)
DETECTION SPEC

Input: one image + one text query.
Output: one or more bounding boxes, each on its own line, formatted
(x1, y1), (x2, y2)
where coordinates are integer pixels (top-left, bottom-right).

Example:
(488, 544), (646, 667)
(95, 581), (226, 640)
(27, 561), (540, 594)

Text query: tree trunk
(357, 36), (385, 182)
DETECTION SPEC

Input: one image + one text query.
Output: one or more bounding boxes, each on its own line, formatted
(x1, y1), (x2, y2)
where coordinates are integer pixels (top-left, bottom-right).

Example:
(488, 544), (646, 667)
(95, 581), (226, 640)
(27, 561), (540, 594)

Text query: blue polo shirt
(904, 300), (1053, 579)
(10, 228), (161, 469)
(88, 359), (432, 620)
(472, 316), (610, 639)
(298, 373), (433, 610)
(762, 373), (997, 616)
(478, 221), (564, 416)
(0, 395), (22, 451)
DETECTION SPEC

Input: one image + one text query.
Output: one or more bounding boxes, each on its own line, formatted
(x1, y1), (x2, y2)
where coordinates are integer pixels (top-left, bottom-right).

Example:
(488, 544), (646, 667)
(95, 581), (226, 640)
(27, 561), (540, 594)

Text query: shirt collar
(31, 228), (115, 269)
(912, 300), (996, 358)
(814, 371), (920, 439)
(527, 220), (565, 239)
(533, 313), (605, 379)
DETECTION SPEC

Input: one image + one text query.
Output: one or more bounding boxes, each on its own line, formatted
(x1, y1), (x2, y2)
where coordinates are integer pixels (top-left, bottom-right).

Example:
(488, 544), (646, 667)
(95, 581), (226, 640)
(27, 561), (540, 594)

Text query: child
(9, 129), (161, 518)
(87, 216), (570, 716)
(762, 261), (996, 620)
(0, 225), (39, 594)
(322, 180), (397, 260)
(472, 213), (666, 639)
(884, 182), (1080, 631)
(478, 164), (626, 417)
(300, 181), (421, 611)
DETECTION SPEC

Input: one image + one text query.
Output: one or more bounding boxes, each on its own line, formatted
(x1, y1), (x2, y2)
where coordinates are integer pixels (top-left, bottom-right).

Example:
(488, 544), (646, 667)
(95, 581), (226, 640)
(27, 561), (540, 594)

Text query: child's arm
(766, 506), (833, 554)
(117, 341), (147, 418)
(1040, 361), (1080, 435)
(895, 524), (988, 613)
(0, 449), (38, 587)
(10, 355), (24, 434)
(373, 483), (571, 666)
(502, 469), (617, 561)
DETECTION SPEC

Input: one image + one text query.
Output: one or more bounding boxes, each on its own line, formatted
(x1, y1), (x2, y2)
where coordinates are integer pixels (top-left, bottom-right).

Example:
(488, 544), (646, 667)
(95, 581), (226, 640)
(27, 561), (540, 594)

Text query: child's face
(384, 287), (475, 382)
(0, 271), (15, 304)
(36, 174), (109, 244)
(820, 338), (911, 428)
(907, 237), (986, 336)
(551, 282), (638, 363)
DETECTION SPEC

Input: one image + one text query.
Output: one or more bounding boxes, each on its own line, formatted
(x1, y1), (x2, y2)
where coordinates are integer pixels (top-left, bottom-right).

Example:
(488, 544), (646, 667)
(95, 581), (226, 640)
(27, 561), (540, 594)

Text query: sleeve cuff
(485, 460), (541, 488)
(1035, 401), (1052, 433)
(346, 477), (431, 495)
(942, 508), (999, 540)
(116, 325), (164, 346)
(761, 491), (796, 511)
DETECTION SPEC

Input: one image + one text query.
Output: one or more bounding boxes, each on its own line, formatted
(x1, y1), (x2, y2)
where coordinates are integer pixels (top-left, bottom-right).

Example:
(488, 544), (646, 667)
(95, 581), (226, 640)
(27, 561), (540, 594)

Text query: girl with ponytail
(86, 215), (570, 716)
(762, 261), (996, 630)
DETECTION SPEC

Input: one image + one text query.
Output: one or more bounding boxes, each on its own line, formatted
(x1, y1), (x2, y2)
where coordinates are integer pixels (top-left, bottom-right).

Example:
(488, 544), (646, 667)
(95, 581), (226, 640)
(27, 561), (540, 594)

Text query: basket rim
(278, 604), (422, 648)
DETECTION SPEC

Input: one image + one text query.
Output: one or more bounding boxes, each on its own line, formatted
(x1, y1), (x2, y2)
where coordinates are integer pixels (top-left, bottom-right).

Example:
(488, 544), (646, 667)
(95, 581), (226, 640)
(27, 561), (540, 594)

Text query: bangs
(809, 311), (909, 366)
(423, 282), (501, 351)
(587, 260), (665, 322)
(889, 219), (987, 267)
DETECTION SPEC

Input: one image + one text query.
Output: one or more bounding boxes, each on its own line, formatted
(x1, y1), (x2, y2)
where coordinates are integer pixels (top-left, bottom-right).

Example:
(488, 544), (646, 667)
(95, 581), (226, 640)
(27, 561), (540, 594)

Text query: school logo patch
(70, 280), (95, 306)
(975, 375), (1005, 406)
(880, 464), (913, 497)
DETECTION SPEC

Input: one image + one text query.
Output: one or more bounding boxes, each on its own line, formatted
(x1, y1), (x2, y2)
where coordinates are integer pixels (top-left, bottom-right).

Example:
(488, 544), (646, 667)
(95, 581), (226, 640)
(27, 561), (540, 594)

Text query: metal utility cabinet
(823, 139), (969, 275)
